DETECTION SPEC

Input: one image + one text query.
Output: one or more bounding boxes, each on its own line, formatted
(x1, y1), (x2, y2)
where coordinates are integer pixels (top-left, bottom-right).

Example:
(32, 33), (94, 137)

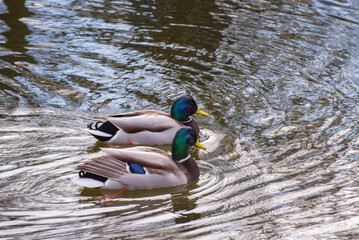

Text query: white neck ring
(181, 118), (192, 124)
(177, 155), (191, 163)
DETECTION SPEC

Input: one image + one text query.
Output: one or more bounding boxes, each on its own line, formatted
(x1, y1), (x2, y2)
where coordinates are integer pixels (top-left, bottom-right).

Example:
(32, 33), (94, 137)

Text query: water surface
(1, 0), (359, 239)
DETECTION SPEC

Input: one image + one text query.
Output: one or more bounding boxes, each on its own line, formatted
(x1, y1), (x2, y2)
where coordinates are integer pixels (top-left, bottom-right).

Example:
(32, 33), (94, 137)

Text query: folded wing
(76, 147), (179, 181)
(103, 110), (181, 133)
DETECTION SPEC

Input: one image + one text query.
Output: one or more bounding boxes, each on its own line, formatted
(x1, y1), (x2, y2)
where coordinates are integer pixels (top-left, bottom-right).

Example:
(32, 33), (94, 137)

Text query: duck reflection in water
(80, 182), (202, 224)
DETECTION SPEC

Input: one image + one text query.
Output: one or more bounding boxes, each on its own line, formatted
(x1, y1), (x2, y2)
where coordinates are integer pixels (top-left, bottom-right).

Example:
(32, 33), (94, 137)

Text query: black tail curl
(87, 120), (119, 142)
(79, 171), (108, 183)
(87, 121), (104, 130)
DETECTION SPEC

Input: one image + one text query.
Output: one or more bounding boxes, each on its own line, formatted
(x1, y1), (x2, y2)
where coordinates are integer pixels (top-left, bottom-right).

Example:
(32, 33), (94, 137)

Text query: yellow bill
(195, 108), (210, 117)
(195, 140), (207, 150)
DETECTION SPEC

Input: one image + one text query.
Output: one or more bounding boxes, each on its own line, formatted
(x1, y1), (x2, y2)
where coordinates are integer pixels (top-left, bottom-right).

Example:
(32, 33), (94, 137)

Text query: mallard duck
(75, 127), (205, 190)
(87, 96), (209, 145)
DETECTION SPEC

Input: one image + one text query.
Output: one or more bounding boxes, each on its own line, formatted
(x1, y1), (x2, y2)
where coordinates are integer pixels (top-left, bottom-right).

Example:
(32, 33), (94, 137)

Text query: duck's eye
(186, 136), (196, 146)
(185, 106), (192, 112)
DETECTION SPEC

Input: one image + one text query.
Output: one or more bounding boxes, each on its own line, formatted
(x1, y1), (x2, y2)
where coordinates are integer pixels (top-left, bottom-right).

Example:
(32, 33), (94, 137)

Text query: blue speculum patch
(128, 163), (145, 174)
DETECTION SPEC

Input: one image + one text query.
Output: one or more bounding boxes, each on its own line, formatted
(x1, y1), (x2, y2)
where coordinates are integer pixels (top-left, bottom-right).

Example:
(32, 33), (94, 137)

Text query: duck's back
(76, 146), (188, 190)
(89, 110), (184, 145)
(107, 110), (181, 133)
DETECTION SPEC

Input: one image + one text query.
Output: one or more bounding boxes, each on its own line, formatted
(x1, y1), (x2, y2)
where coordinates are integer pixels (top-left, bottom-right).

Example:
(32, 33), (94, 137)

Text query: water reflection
(0, 0), (37, 113)
(126, 0), (229, 48)
(0, 0), (35, 76)
(123, 0), (230, 78)
(80, 182), (201, 224)
(171, 185), (202, 224)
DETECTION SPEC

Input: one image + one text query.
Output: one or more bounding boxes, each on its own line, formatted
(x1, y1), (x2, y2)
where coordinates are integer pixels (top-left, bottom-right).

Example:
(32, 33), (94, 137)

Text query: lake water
(1, 0), (359, 239)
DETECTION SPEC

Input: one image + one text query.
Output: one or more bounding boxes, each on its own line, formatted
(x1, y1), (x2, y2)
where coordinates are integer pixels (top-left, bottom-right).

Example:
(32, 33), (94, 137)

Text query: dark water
(1, 0), (359, 239)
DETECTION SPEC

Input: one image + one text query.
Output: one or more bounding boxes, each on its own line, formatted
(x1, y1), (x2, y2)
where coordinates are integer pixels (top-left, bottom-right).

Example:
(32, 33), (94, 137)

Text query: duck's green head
(172, 127), (206, 162)
(170, 96), (210, 122)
